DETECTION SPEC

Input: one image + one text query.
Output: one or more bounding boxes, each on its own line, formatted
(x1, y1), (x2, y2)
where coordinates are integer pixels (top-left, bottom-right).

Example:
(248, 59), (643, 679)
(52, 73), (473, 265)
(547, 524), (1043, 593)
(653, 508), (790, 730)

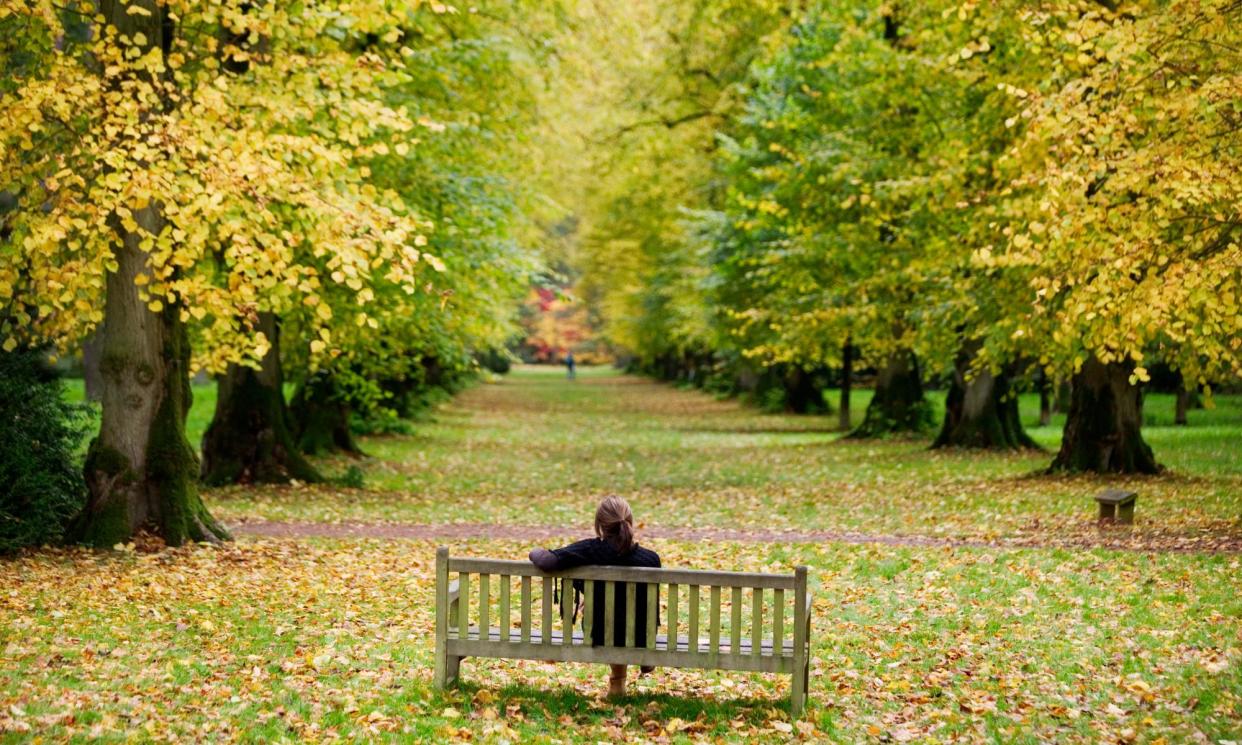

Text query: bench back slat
(752, 588), (763, 658)
(520, 576), (532, 644)
(449, 558), (795, 590)
(561, 580), (573, 646)
(688, 584), (700, 655)
(667, 583), (679, 650)
(730, 587), (742, 654)
(499, 575), (511, 642)
(773, 588), (784, 658)
(541, 576), (554, 645)
(479, 574), (490, 635)
(709, 585), (722, 664)
(603, 580), (616, 646)
(583, 580), (595, 640)
(458, 572), (470, 641)
(646, 582), (658, 650)
(625, 582), (637, 647)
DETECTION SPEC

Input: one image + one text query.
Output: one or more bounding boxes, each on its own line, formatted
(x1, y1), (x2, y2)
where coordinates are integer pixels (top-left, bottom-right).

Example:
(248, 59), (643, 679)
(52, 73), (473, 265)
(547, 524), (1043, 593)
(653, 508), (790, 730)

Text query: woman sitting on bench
(528, 495), (660, 697)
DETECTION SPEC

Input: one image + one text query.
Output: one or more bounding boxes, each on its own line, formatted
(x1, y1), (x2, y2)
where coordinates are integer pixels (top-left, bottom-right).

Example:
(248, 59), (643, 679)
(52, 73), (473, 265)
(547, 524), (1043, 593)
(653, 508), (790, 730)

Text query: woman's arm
(528, 547), (559, 571)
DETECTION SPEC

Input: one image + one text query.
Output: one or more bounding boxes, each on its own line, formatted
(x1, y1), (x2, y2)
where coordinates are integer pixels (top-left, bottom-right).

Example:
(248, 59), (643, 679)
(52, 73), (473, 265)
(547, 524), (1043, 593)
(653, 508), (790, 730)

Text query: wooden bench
(433, 547), (813, 715)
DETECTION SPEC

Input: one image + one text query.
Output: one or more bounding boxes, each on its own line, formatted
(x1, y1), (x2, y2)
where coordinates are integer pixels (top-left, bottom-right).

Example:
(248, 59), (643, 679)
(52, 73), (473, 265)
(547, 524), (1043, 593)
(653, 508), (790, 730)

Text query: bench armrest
(804, 592), (813, 648)
(448, 579), (460, 627)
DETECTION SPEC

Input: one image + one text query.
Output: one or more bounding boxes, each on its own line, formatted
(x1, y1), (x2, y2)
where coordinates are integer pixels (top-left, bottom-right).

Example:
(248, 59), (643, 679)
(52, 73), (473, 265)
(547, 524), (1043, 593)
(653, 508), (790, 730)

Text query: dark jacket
(532, 538), (660, 647)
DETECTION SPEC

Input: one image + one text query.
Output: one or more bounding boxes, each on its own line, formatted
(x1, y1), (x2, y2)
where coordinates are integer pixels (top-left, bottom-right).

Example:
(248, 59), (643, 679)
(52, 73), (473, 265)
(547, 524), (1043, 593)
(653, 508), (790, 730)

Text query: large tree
(2, 1), (431, 544)
(981, 0), (1241, 472)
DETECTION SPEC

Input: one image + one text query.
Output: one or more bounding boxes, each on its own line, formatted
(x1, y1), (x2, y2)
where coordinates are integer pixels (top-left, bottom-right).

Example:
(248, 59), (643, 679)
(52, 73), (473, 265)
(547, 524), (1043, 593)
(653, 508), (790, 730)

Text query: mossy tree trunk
(200, 313), (320, 485)
(291, 372), (362, 456)
(932, 346), (1038, 450)
(71, 0), (227, 548)
(1049, 357), (1160, 474)
(849, 349), (934, 438)
(74, 209), (229, 547)
(783, 366), (830, 414)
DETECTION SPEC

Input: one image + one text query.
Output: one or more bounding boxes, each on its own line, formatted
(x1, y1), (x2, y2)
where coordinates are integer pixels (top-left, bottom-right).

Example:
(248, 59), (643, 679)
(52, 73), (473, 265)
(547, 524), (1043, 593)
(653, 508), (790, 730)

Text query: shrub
(477, 348), (512, 375)
(0, 348), (88, 552)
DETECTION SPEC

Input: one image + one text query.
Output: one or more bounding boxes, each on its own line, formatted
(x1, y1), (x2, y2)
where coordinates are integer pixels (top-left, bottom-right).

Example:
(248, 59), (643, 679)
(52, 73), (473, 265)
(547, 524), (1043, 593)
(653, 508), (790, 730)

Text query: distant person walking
(565, 350), (575, 380)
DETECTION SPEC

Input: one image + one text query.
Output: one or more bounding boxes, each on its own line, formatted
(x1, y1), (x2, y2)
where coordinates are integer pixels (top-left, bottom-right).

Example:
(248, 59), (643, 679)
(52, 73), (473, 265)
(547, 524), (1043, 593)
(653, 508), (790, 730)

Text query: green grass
(199, 367), (1241, 547)
(2, 538), (1239, 742)
(4, 366), (1239, 742)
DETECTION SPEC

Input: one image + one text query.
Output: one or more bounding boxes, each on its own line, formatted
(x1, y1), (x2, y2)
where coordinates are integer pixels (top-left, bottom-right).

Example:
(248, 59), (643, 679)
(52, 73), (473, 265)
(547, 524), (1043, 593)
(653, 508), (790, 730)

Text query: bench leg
(791, 656), (809, 717)
(443, 655), (462, 688)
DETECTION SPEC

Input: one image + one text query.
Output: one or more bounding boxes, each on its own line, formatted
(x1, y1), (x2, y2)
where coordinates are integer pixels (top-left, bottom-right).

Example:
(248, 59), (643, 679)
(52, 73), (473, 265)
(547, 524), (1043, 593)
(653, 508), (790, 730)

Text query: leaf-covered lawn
(208, 367), (1242, 552)
(3, 539), (1239, 742)
(7, 366), (1240, 742)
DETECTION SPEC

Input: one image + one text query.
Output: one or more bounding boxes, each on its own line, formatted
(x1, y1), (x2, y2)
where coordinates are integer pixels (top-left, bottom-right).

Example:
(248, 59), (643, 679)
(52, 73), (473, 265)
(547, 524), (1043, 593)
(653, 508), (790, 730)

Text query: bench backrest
(435, 548), (809, 667)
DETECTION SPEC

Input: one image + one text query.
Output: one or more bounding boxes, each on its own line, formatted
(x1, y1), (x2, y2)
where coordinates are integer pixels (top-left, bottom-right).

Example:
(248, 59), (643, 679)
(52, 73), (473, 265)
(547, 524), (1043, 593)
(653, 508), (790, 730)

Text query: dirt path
(230, 519), (1242, 554)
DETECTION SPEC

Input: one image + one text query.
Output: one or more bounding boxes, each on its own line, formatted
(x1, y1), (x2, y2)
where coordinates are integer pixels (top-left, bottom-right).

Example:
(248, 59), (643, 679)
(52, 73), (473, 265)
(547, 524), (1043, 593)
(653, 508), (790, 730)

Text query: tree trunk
(71, 0), (227, 547)
(1175, 387), (1189, 426)
(849, 350), (933, 438)
(200, 313), (321, 485)
(83, 330), (104, 402)
(1049, 357), (1160, 474)
(783, 366), (829, 414)
(72, 209), (229, 547)
(1053, 378), (1072, 413)
(290, 372), (362, 456)
(932, 347), (1038, 450)
(838, 341), (853, 431)
(1037, 370), (1052, 427)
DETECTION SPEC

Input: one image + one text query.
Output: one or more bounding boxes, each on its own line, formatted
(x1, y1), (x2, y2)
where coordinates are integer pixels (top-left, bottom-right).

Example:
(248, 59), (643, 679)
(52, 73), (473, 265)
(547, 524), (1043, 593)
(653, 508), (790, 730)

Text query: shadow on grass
(444, 679), (790, 728)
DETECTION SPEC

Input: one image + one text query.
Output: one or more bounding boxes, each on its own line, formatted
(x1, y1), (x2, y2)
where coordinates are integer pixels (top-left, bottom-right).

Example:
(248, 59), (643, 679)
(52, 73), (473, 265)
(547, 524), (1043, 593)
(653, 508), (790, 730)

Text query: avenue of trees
(1, 0), (1239, 548)
(550, 0), (1240, 473)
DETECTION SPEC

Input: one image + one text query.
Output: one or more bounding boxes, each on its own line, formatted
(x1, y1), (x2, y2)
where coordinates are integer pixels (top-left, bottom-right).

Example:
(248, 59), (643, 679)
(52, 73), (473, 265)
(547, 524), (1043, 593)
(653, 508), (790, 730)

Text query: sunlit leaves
(0, 0), (440, 372)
